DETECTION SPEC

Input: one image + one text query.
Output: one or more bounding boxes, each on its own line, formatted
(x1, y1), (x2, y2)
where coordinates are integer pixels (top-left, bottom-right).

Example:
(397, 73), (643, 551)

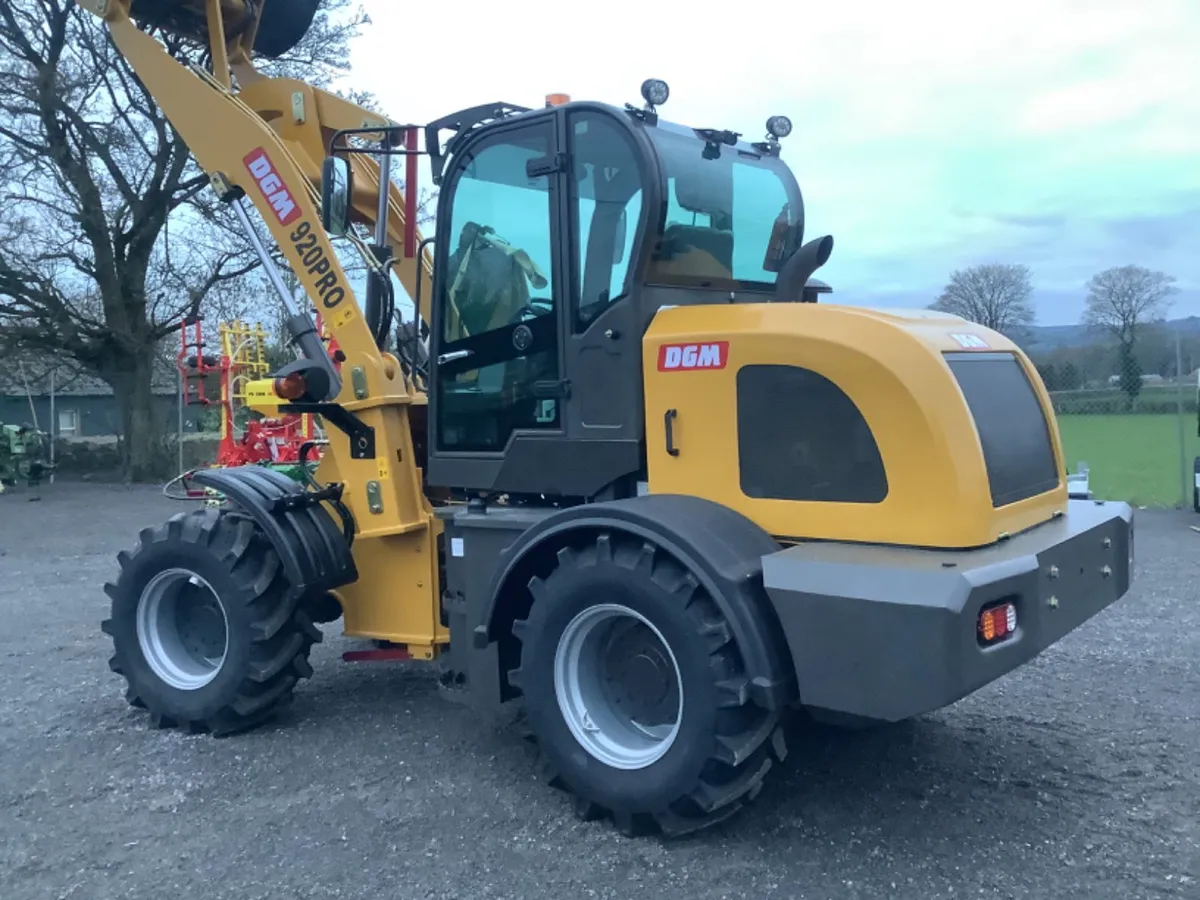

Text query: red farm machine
(175, 310), (343, 487)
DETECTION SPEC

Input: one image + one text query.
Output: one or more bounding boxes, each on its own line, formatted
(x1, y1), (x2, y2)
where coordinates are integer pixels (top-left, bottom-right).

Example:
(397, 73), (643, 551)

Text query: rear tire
(102, 508), (321, 736)
(512, 533), (787, 837)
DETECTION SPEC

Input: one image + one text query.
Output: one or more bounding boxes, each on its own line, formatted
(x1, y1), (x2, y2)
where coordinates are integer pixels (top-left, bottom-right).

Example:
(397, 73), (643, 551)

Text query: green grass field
(1055, 413), (1198, 507)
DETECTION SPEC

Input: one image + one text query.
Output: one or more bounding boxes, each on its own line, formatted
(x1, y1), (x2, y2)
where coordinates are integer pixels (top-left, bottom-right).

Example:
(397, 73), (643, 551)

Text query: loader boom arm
(78, 0), (445, 653)
(81, 0), (435, 346)
(233, 74), (435, 329)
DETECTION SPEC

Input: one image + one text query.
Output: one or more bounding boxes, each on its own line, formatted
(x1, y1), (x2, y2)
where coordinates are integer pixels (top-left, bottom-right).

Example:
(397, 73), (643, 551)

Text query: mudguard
(190, 466), (357, 594)
(478, 494), (796, 711)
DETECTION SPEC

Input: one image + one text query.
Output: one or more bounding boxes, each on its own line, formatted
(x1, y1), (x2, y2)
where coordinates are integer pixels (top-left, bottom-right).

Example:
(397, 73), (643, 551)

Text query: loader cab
(400, 85), (818, 501)
(421, 89), (821, 501)
(423, 98), (654, 501)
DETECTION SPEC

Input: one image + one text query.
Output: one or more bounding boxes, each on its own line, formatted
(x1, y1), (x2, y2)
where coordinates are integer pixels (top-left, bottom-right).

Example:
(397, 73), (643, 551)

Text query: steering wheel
(507, 305), (540, 324)
(506, 299), (553, 325)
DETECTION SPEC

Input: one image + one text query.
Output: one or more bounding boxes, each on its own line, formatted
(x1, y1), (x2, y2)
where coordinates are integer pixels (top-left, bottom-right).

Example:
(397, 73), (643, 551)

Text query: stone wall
(49, 435), (221, 481)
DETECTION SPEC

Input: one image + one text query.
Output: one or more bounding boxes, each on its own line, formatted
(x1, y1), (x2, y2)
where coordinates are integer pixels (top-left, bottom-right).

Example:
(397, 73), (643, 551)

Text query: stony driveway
(1, 483), (1196, 899)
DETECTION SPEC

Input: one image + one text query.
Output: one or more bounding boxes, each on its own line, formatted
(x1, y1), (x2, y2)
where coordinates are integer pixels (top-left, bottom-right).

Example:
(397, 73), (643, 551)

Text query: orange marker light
(273, 372), (307, 401)
(545, 92), (570, 107)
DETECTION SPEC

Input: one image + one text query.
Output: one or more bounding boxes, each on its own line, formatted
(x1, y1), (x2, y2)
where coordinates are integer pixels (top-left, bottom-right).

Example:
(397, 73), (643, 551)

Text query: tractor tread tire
(102, 507), (320, 738)
(512, 533), (787, 838)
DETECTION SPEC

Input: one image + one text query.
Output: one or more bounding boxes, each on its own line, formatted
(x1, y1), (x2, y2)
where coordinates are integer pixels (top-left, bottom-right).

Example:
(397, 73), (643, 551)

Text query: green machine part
(0, 422), (51, 492)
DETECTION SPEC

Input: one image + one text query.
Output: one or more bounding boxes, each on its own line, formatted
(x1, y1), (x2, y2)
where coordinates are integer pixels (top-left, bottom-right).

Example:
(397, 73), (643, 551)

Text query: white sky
(342, 0), (1199, 327)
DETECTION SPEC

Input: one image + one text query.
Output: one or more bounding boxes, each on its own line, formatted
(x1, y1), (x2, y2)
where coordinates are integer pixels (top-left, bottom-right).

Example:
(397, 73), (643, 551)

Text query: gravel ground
(1, 482), (1197, 900)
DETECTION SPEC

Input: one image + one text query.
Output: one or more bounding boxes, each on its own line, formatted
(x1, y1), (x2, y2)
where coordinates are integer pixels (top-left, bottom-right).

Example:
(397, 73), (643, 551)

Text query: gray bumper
(761, 499), (1134, 724)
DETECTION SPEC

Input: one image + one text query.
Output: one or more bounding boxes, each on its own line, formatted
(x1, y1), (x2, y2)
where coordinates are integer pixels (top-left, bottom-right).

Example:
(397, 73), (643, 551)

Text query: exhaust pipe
(773, 234), (834, 302)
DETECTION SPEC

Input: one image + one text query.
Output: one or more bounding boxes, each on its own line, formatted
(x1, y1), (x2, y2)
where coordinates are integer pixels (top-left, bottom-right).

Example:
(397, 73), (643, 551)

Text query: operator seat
(652, 223), (734, 282)
(445, 222), (548, 340)
(443, 222), (554, 404)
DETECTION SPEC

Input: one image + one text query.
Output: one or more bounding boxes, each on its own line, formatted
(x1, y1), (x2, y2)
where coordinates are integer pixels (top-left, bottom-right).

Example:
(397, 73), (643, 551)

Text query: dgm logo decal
(243, 147), (346, 312)
(243, 148), (300, 226)
(657, 341), (729, 371)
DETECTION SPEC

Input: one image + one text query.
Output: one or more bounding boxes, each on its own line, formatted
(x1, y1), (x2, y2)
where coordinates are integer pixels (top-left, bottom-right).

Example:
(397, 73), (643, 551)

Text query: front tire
(102, 508), (321, 736)
(513, 533), (787, 837)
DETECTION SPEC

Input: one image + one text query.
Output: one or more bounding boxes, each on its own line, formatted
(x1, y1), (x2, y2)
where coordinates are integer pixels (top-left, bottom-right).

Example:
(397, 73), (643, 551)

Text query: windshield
(644, 123), (803, 292)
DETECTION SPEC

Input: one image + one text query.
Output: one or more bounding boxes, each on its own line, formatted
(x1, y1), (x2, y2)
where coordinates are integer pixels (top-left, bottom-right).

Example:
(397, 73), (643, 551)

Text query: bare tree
(1081, 265), (1178, 345)
(0, 0), (367, 480)
(1081, 264), (1178, 406)
(929, 263), (1036, 336)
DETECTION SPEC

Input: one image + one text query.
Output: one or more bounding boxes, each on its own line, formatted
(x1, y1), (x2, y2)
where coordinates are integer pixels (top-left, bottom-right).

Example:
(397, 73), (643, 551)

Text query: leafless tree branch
(0, 0), (367, 478)
(929, 263), (1036, 336)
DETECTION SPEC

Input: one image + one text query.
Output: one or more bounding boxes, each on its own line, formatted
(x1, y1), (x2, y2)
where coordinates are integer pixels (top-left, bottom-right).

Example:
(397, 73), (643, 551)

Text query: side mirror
(613, 207), (628, 265)
(321, 156), (353, 236)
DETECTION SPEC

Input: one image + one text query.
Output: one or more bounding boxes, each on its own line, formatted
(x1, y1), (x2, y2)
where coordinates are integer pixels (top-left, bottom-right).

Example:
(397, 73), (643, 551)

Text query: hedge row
(49, 436), (221, 480)
(1051, 395), (1199, 416)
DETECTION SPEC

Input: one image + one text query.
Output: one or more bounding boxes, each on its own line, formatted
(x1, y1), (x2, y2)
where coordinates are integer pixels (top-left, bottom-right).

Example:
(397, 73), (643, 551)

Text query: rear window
(945, 352), (1060, 507)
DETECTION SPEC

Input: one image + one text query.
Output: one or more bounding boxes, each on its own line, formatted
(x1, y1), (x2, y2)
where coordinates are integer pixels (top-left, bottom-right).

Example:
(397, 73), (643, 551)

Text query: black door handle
(664, 409), (679, 457)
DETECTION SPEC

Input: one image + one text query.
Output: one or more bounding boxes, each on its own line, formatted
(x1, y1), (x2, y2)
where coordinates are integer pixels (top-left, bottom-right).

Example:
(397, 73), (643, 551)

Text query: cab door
(561, 109), (648, 465)
(426, 113), (567, 493)
(426, 107), (651, 500)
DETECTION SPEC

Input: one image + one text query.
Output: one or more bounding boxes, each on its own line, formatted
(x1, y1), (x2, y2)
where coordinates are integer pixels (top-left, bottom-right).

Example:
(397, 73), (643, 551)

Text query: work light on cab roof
(640, 78), (670, 110)
(766, 115), (792, 139)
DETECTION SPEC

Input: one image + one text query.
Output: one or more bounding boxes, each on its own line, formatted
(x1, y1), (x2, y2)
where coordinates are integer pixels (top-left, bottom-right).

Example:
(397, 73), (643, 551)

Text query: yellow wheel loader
(85, 0), (1134, 837)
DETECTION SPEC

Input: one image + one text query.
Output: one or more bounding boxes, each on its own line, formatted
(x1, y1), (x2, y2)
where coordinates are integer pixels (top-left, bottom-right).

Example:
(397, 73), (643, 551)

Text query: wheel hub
(605, 623), (679, 726)
(136, 568), (228, 691)
(554, 603), (683, 770)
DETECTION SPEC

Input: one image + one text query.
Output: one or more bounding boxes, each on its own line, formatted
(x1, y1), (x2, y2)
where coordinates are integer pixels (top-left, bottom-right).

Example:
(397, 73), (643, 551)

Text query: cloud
(347, 0), (1199, 326)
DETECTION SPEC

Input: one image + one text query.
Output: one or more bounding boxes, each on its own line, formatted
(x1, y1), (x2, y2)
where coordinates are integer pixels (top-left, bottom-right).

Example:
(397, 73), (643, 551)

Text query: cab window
(646, 127), (801, 291)
(435, 124), (561, 453)
(568, 113), (643, 330)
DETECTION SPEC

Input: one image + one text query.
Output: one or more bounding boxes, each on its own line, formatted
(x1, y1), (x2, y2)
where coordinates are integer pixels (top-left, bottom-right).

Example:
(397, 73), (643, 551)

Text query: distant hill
(1020, 316), (1200, 351)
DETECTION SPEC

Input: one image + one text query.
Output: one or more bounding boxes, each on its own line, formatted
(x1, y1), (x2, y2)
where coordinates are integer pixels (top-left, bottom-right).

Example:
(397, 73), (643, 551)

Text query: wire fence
(1036, 326), (1197, 509)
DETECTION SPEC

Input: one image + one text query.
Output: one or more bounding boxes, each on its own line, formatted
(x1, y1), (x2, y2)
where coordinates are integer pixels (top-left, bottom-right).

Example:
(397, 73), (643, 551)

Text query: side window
(650, 175), (733, 287)
(664, 177), (713, 229)
(436, 127), (560, 453)
(569, 114), (643, 331)
(737, 365), (888, 503)
(730, 163), (797, 284)
(442, 131), (555, 343)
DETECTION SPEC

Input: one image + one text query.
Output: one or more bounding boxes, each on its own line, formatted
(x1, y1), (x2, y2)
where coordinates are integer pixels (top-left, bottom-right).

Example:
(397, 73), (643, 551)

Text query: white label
(950, 332), (990, 349)
(450, 537), (464, 557)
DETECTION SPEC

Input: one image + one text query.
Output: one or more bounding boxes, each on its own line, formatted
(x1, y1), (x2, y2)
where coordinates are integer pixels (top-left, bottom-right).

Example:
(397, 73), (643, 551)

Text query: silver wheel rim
(553, 603), (683, 770)
(136, 568), (228, 691)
